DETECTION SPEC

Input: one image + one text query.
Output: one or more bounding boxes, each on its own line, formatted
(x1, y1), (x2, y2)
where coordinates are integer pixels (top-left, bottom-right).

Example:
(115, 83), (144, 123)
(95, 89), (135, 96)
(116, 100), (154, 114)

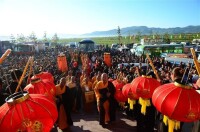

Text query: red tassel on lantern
(0, 92), (58, 132)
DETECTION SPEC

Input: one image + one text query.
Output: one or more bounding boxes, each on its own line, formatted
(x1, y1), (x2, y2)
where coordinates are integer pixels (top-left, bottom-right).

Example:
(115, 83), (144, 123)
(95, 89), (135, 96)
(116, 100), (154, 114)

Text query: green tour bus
(135, 44), (184, 57)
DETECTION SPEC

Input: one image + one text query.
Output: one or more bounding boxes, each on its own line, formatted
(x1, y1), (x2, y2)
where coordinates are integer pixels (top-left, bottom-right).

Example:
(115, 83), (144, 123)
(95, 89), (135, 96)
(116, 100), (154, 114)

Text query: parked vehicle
(135, 44), (184, 56)
(111, 43), (119, 50)
(130, 43), (141, 53)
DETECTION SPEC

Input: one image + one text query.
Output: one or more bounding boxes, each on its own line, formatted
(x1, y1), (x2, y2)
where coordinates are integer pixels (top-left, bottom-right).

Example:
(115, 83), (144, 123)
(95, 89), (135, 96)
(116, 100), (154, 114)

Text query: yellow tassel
(162, 115), (180, 132)
(128, 98), (136, 110)
(163, 115), (168, 126)
(138, 97), (151, 115)
(175, 121), (180, 130)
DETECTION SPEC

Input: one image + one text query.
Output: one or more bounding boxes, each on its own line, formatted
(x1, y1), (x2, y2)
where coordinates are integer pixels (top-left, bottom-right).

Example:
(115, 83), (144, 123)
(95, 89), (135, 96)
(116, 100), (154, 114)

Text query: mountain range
(81, 25), (200, 37)
(1, 25), (200, 40)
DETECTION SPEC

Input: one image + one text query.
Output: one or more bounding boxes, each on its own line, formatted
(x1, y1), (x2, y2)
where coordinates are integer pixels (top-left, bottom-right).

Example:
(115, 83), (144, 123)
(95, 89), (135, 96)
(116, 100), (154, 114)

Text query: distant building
(141, 38), (164, 45)
(24, 42), (45, 53)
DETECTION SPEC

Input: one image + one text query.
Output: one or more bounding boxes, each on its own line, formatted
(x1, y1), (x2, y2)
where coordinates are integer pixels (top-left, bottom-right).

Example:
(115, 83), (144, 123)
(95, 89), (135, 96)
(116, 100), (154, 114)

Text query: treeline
(59, 33), (200, 46)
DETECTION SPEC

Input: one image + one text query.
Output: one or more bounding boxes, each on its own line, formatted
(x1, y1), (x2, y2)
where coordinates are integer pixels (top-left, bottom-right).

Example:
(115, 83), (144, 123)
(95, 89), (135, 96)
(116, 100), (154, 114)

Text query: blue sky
(0, 0), (199, 37)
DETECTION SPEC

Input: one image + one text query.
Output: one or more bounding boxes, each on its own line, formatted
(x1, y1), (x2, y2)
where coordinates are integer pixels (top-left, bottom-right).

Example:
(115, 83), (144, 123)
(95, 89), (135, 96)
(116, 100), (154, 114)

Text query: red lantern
(0, 92), (58, 132)
(57, 54), (68, 72)
(122, 83), (139, 110)
(104, 53), (111, 67)
(131, 76), (161, 98)
(131, 75), (160, 115)
(152, 82), (200, 131)
(112, 80), (125, 90)
(24, 78), (56, 99)
(122, 83), (138, 99)
(114, 90), (127, 102)
(32, 72), (54, 83)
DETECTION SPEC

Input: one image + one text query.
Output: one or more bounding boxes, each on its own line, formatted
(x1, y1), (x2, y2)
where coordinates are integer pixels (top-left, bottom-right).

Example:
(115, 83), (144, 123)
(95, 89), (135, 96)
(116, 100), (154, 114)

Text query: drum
(84, 91), (95, 103)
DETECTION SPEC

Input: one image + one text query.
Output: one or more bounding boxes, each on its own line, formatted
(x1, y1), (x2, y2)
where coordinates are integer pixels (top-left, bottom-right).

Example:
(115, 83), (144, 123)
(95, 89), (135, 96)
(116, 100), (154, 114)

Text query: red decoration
(130, 76), (160, 115)
(104, 53), (111, 67)
(73, 61), (78, 68)
(152, 82), (200, 122)
(24, 78), (56, 99)
(115, 90), (128, 102)
(32, 72), (54, 83)
(0, 92), (58, 132)
(112, 80), (125, 90)
(122, 83), (139, 99)
(131, 76), (161, 99)
(57, 54), (68, 72)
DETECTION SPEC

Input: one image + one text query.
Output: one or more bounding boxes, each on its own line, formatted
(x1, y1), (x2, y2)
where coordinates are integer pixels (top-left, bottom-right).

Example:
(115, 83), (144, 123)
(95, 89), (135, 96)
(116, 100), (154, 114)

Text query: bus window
(135, 44), (184, 57)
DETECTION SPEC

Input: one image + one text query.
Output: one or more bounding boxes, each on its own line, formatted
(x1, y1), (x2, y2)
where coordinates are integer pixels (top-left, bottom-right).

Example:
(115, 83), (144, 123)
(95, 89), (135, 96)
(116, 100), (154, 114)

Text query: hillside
(82, 25), (200, 37)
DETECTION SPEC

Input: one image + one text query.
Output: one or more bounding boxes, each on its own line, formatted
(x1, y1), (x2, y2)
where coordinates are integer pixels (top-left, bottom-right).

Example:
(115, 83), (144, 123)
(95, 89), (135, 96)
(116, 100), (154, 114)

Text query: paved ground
(58, 110), (137, 132)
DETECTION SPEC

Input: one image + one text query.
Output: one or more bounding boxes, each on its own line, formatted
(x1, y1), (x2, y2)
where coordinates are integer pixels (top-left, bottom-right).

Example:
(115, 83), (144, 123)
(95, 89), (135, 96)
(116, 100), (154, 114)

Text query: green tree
(43, 31), (48, 43)
(16, 34), (26, 43)
(163, 33), (170, 44)
(52, 33), (59, 45)
(136, 31), (141, 42)
(29, 32), (37, 43)
(10, 34), (16, 44)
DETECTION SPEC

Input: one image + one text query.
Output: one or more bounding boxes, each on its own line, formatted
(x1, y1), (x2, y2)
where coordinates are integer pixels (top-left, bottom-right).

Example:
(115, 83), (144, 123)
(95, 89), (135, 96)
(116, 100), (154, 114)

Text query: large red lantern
(57, 53), (68, 72)
(32, 72), (54, 83)
(24, 78), (56, 99)
(152, 82), (200, 132)
(131, 75), (160, 115)
(114, 90), (128, 102)
(112, 79), (125, 90)
(122, 83), (139, 109)
(0, 92), (58, 132)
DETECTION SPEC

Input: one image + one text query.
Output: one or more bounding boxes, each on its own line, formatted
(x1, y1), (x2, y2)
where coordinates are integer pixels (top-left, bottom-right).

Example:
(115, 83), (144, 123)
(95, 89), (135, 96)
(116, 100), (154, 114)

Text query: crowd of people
(0, 45), (200, 132)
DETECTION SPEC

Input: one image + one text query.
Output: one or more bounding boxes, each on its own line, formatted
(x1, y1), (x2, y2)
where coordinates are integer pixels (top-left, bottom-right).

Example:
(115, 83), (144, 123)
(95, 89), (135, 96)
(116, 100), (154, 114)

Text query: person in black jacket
(135, 71), (157, 132)
(156, 67), (184, 132)
(107, 80), (117, 122)
(0, 78), (7, 106)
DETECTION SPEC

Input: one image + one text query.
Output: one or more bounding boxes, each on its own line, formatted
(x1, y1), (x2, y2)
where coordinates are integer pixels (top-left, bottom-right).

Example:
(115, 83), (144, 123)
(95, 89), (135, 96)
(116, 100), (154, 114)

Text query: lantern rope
(128, 98), (136, 110)
(163, 115), (180, 132)
(139, 97), (151, 115)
